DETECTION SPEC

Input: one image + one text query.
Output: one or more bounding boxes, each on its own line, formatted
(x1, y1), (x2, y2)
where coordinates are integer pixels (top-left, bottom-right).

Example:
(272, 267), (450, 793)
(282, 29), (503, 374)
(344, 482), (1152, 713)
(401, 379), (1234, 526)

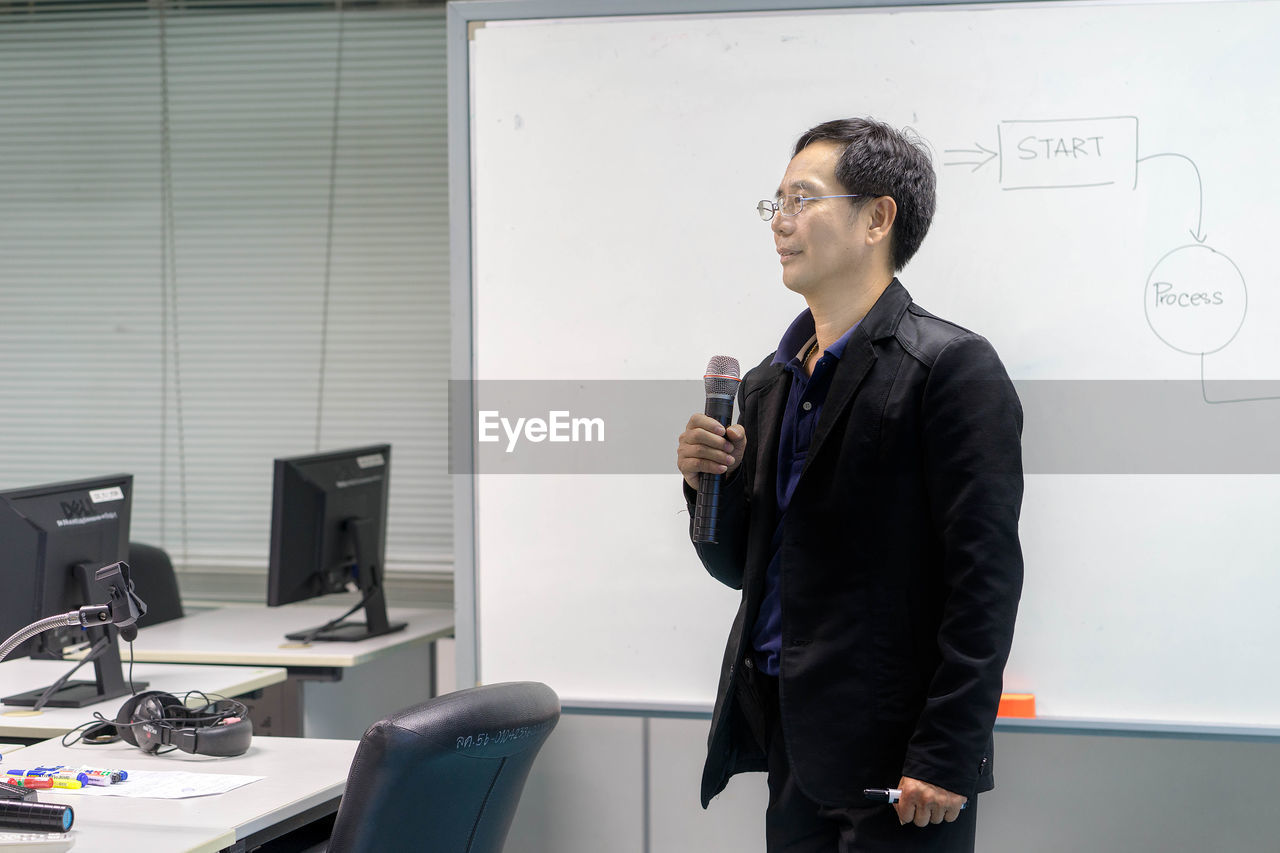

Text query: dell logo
(60, 499), (93, 519)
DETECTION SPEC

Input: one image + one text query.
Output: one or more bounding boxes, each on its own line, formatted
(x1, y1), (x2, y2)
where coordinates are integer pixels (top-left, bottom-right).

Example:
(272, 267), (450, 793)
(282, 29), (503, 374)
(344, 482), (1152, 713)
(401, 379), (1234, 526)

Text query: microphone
(692, 355), (741, 544)
(95, 561), (147, 642)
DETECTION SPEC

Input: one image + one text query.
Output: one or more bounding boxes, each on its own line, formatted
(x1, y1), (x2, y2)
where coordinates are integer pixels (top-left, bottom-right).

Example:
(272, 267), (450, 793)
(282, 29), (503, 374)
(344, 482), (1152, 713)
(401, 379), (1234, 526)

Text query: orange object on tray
(997, 693), (1036, 718)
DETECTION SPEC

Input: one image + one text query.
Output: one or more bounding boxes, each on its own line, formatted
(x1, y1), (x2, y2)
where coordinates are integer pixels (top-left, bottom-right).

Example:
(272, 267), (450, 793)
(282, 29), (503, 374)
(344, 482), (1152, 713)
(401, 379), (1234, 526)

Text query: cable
(60, 690), (247, 748)
(61, 719), (118, 748)
(158, 0), (169, 546)
(157, 0), (190, 566)
(127, 638), (137, 695)
(315, 0), (346, 451)
(31, 636), (110, 712)
(293, 586), (373, 644)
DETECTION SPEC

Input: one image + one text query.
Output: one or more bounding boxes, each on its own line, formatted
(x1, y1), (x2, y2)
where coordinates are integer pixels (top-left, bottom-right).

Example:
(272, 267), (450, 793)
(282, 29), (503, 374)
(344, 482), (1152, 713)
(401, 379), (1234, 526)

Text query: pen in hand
(863, 788), (967, 809)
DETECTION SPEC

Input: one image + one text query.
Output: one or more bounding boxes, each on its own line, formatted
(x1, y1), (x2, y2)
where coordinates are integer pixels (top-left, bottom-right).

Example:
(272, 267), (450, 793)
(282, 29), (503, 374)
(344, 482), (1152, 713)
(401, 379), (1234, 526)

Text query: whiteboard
(457, 0), (1280, 727)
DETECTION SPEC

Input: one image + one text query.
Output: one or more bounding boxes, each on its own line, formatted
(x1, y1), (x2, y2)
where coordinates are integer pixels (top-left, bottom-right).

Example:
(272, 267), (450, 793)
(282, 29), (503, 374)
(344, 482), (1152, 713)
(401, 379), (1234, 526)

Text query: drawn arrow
(943, 142), (997, 173)
(1201, 354), (1280, 405)
(1136, 152), (1207, 244)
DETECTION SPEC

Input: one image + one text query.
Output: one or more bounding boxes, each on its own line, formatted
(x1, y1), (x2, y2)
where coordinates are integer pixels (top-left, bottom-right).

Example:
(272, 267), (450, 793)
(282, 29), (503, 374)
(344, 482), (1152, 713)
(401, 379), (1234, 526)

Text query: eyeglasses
(756, 193), (863, 221)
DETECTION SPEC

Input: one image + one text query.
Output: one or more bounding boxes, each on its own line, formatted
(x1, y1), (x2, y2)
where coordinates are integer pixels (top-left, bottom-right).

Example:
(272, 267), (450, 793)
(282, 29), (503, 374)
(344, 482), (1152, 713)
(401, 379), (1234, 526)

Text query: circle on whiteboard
(1144, 244), (1246, 355)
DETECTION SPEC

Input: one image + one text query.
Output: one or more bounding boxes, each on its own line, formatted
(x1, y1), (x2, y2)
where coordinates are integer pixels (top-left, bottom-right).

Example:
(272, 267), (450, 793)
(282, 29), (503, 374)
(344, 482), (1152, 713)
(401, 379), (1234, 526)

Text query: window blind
(0, 1), (451, 584)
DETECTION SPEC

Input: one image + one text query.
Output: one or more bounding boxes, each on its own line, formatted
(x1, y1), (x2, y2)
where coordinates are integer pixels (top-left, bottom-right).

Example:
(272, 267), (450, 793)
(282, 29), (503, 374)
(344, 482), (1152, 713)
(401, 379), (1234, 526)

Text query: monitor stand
(285, 517), (407, 643)
(2, 563), (148, 709)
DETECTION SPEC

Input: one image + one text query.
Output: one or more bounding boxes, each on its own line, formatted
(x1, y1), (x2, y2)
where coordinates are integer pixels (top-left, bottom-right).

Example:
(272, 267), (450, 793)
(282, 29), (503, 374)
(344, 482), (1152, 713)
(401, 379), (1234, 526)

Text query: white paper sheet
(69, 770), (262, 799)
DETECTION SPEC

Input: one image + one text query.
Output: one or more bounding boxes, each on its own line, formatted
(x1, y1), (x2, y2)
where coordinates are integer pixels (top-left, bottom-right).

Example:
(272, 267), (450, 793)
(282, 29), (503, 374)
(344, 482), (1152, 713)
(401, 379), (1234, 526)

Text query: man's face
(771, 139), (866, 297)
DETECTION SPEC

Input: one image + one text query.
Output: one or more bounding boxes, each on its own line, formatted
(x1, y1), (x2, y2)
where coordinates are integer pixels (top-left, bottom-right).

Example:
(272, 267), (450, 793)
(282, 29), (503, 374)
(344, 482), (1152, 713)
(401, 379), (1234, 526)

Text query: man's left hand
(893, 776), (967, 827)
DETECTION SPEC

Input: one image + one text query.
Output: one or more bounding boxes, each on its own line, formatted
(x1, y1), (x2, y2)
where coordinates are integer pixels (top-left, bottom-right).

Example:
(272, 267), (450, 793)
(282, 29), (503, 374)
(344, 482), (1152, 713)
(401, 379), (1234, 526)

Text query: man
(676, 118), (1023, 852)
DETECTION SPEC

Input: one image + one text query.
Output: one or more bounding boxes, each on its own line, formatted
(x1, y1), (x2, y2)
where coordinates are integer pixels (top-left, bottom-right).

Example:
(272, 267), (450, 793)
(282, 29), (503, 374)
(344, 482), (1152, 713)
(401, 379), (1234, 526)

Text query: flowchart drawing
(946, 117), (1274, 405)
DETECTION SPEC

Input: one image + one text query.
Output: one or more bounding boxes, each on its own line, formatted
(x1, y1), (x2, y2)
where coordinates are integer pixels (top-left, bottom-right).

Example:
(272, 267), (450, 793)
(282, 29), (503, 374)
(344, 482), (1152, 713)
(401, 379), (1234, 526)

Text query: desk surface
(12, 734), (358, 853)
(0, 661), (286, 740)
(111, 603), (454, 668)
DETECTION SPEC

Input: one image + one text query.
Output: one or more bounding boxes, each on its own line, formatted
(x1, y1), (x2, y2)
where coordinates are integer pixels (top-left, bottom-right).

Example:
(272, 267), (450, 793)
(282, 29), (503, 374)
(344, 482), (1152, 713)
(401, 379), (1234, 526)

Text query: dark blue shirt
(749, 310), (859, 676)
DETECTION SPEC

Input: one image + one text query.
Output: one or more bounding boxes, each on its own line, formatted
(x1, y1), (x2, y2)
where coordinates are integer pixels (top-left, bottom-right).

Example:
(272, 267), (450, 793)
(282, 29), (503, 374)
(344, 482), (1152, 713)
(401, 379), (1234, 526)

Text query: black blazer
(688, 280), (1024, 808)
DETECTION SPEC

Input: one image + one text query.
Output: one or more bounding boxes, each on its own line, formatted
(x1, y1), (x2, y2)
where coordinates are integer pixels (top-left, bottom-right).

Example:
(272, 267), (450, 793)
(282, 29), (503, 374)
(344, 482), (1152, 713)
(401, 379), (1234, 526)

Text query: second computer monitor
(267, 444), (404, 642)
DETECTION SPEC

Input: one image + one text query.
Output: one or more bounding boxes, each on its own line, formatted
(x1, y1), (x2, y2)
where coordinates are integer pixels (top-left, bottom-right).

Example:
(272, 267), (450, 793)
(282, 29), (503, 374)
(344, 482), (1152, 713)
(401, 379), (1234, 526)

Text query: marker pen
(65, 772), (111, 787)
(49, 778), (83, 790)
(8, 769), (90, 786)
(28, 765), (124, 784)
(71, 766), (127, 783)
(48, 771), (93, 787)
(863, 789), (967, 809)
(3, 776), (52, 790)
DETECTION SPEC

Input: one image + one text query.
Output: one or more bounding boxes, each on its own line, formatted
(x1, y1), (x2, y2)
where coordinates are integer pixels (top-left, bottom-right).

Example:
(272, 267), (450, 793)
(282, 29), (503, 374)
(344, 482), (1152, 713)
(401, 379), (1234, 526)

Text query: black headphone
(110, 691), (253, 757)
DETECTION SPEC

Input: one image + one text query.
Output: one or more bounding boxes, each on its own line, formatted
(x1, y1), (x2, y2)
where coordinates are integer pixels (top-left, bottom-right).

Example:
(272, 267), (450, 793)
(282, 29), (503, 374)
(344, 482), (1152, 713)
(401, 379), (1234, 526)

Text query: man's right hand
(677, 414), (748, 491)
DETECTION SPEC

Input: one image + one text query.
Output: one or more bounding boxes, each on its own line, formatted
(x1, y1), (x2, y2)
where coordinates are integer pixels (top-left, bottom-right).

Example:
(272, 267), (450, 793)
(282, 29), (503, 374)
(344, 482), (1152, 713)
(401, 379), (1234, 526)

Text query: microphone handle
(692, 394), (735, 544)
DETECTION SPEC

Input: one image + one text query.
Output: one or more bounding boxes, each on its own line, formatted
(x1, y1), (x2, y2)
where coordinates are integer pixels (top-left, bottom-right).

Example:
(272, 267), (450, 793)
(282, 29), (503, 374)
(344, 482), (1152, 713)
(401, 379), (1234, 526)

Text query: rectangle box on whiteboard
(998, 116), (1138, 190)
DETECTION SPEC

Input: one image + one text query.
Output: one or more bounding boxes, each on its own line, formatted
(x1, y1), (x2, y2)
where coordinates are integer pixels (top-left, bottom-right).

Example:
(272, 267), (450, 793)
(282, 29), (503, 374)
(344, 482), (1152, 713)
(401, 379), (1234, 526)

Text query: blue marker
(13, 768), (91, 787)
(42, 764), (125, 784)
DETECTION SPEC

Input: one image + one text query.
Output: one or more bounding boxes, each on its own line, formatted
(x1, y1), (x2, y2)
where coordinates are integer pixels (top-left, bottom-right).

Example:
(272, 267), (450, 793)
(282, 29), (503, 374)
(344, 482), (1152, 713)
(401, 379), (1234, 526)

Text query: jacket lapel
(806, 332), (876, 469)
(752, 364), (790, 527)
(801, 279), (912, 480)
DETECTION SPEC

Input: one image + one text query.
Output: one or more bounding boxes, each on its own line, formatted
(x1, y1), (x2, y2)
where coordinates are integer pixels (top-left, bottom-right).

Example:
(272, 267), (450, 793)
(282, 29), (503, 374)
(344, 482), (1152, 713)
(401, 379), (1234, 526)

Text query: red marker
(4, 776), (53, 789)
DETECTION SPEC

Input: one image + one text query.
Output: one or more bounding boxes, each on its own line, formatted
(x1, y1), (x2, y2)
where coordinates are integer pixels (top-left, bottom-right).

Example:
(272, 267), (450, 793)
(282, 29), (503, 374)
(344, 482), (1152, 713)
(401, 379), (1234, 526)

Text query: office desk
(0, 661), (286, 742)
(10, 734), (358, 853)
(104, 604), (454, 738)
(120, 603), (453, 668)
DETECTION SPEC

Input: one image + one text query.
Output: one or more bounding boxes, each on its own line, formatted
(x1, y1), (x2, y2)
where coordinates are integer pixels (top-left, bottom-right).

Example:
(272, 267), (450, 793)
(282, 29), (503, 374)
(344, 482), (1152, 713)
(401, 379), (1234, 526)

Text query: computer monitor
(267, 444), (405, 642)
(0, 473), (148, 708)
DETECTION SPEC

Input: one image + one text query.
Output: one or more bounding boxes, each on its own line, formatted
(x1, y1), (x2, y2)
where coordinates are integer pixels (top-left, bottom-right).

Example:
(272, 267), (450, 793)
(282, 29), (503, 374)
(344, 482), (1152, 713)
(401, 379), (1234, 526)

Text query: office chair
(322, 681), (561, 853)
(126, 542), (185, 629)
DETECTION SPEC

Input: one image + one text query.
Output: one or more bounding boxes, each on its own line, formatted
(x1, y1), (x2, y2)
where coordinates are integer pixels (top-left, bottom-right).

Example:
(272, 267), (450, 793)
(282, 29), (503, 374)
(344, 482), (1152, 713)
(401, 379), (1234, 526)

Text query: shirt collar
(771, 308), (860, 367)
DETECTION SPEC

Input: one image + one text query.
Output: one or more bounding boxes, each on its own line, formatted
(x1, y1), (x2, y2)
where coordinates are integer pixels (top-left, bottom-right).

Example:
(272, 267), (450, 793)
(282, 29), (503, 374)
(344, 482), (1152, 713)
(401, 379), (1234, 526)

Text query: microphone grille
(703, 355), (741, 397)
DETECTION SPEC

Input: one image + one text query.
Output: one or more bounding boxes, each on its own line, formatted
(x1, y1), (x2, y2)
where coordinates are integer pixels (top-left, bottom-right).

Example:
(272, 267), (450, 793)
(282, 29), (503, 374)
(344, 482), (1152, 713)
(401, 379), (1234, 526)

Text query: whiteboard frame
(556, 699), (1280, 743)
(446, 0), (1280, 740)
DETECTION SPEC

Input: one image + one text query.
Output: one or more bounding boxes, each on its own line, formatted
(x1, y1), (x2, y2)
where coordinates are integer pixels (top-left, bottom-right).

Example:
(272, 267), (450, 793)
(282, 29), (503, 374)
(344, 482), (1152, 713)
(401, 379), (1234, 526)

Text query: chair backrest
(327, 681), (561, 853)
(126, 542), (184, 629)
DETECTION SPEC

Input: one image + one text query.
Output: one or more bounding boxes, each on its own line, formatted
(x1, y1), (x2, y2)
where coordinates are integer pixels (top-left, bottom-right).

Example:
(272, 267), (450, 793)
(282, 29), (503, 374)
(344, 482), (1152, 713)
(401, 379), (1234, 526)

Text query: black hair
(793, 117), (936, 271)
